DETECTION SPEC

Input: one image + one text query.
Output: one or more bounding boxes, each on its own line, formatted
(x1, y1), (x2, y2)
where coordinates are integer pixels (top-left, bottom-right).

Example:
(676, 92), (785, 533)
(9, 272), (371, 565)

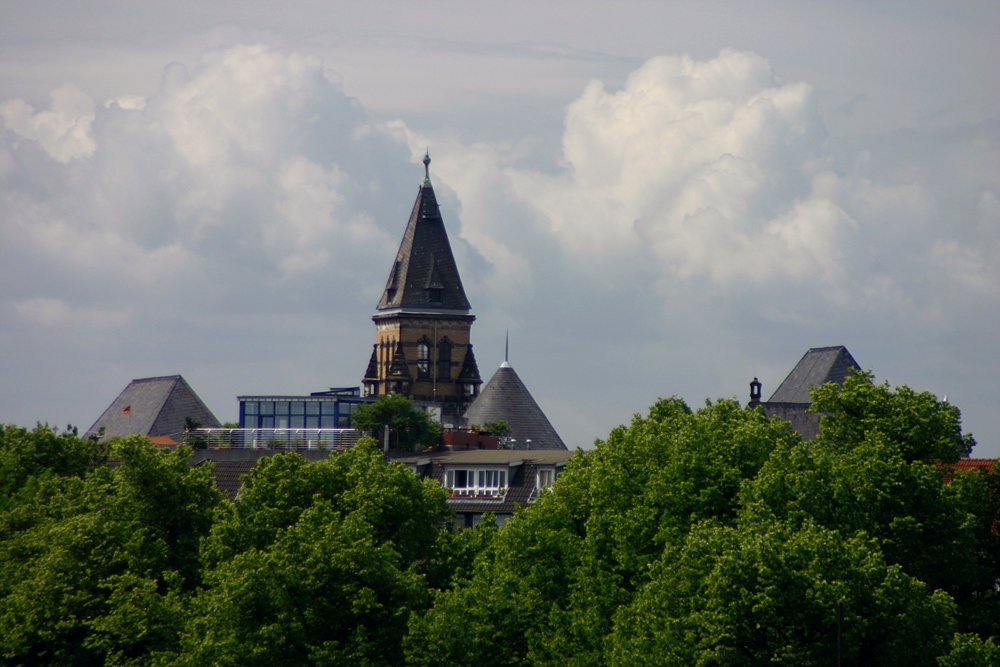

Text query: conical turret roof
(465, 363), (567, 450)
(377, 154), (470, 313)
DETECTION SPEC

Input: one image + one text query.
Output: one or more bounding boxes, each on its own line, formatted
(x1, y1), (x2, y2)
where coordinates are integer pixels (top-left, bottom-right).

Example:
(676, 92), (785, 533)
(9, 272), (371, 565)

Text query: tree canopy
(352, 394), (442, 451)
(405, 375), (996, 666)
(0, 371), (994, 666)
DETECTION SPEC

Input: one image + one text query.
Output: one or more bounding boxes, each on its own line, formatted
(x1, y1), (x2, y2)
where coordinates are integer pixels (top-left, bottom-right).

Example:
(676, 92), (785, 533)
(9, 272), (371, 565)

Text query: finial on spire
(501, 330), (511, 368)
(423, 150), (431, 185)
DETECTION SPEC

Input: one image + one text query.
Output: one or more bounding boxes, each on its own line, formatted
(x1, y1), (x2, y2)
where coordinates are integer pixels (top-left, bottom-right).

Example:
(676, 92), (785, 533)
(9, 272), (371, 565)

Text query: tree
(406, 398), (798, 666)
(180, 505), (429, 667)
(482, 420), (510, 437)
(408, 387), (998, 665)
(352, 394), (441, 451)
(180, 439), (452, 666)
(810, 369), (974, 463)
(0, 423), (105, 511)
(610, 519), (956, 667)
(0, 436), (221, 665)
(937, 633), (1000, 667)
(741, 372), (1000, 637)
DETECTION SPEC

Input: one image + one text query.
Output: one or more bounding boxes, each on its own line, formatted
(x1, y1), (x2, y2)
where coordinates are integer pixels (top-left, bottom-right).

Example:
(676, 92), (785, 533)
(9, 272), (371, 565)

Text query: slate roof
(464, 363), (567, 450)
(195, 460), (256, 501)
(767, 346), (861, 404)
(85, 375), (221, 443)
(376, 157), (470, 313)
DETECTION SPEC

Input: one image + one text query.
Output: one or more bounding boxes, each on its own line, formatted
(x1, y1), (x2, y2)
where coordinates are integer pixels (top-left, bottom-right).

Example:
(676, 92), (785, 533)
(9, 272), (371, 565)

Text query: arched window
(437, 339), (452, 380)
(417, 341), (430, 377)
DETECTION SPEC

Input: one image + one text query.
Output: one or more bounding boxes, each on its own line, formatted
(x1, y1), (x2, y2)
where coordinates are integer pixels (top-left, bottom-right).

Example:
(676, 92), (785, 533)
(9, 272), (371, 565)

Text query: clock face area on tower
(363, 155), (481, 419)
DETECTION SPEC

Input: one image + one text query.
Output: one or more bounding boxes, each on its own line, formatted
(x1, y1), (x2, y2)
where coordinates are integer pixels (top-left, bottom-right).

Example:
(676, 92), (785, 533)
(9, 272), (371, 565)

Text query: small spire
(501, 330), (511, 368)
(423, 150), (431, 185)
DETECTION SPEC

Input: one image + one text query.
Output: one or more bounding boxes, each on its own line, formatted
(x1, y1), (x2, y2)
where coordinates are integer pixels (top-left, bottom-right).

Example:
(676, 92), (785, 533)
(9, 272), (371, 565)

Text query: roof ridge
(150, 375), (184, 433)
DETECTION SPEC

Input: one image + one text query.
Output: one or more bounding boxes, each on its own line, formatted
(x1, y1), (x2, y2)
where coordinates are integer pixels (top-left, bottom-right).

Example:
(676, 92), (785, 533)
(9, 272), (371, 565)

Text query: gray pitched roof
(767, 346), (861, 404)
(85, 375), (221, 443)
(464, 363), (567, 450)
(376, 162), (470, 313)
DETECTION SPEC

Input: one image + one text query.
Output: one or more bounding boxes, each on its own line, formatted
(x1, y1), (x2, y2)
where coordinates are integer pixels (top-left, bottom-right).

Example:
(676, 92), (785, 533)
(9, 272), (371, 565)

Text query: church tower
(363, 154), (482, 419)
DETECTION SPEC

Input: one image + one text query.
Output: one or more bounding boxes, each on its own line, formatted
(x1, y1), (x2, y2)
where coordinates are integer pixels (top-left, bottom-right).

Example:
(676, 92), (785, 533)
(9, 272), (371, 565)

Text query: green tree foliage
(742, 371), (1000, 637)
(177, 438), (451, 666)
(406, 380), (999, 666)
(611, 520), (955, 667)
(352, 394), (442, 451)
(203, 438), (449, 567)
(407, 398), (798, 666)
(938, 633), (1000, 667)
(180, 505), (429, 667)
(0, 435), (221, 665)
(2, 371), (994, 666)
(482, 420), (511, 437)
(0, 423), (105, 510)
(810, 369), (974, 463)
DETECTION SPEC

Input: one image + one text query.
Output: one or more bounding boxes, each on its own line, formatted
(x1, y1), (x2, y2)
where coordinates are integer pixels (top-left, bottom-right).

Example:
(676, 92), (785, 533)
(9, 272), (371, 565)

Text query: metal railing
(183, 428), (361, 451)
(447, 486), (508, 499)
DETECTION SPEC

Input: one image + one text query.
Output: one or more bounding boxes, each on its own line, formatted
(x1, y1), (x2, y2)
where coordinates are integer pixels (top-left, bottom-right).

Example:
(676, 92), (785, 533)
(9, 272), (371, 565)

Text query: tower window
(428, 288), (443, 303)
(417, 342), (430, 377)
(437, 339), (452, 380)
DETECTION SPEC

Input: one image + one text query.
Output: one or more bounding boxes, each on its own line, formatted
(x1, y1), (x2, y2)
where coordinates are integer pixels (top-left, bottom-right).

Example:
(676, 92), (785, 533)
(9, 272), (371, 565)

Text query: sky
(1, 1), (997, 456)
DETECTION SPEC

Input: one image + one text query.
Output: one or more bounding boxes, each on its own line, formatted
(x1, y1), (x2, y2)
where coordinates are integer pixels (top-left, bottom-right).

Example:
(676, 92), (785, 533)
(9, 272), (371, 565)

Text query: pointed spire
(375, 158), (471, 313)
(458, 344), (482, 382)
(502, 330), (511, 368)
(364, 345), (379, 381)
(423, 150), (431, 186)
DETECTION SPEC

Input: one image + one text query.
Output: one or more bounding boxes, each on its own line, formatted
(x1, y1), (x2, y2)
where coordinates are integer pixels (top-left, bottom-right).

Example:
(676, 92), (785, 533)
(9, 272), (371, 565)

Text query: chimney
(749, 377), (762, 408)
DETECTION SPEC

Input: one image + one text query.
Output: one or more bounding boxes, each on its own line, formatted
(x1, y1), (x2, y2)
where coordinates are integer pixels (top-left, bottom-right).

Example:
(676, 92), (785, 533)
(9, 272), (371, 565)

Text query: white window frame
(445, 467), (508, 497)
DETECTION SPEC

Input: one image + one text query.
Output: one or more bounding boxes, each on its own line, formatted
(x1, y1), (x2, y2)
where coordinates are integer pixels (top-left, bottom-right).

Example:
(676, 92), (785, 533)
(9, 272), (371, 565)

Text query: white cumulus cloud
(505, 50), (850, 289)
(0, 84), (97, 163)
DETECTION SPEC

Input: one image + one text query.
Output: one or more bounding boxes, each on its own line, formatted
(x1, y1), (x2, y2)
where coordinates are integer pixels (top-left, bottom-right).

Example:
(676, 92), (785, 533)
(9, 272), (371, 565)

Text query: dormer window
(446, 468), (507, 497)
(428, 288), (443, 304)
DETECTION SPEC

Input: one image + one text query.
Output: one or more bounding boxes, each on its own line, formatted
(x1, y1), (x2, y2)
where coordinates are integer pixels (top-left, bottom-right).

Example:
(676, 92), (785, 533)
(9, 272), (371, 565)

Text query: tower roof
(465, 364), (567, 451)
(767, 346), (861, 404)
(377, 156), (470, 313)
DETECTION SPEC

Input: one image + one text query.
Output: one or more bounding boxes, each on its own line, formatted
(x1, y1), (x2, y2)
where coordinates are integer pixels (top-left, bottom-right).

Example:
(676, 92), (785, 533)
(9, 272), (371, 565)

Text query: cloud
(0, 43), (413, 307)
(0, 84), (97, 162)
(1, 36), (996, 456)
(10, 297), (129, 330)
(503, 50), (853, 291)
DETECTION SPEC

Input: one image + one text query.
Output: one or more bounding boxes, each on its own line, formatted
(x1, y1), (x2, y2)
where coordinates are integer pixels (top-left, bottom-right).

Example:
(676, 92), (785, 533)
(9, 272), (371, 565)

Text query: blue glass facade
(239, 388), (369, 429)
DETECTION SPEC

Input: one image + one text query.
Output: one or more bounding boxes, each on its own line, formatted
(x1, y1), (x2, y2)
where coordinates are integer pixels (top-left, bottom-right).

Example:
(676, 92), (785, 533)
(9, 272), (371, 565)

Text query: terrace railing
(184, 428), (361, 451)
(447, 486), (508, 499)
